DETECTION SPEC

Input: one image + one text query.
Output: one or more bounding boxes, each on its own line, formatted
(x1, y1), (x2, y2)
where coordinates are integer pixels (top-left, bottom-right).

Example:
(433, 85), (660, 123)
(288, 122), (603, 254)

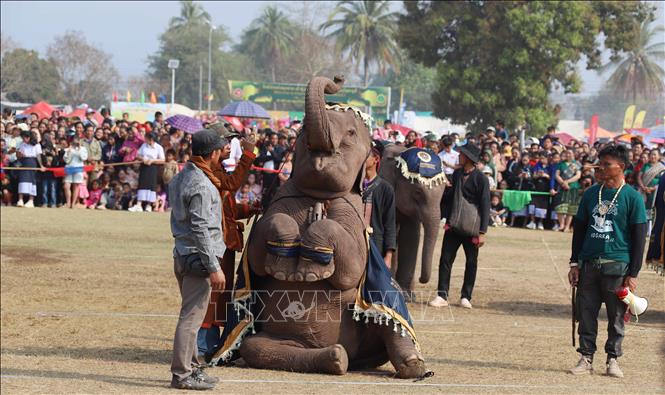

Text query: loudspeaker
(616, 287), (648, 316)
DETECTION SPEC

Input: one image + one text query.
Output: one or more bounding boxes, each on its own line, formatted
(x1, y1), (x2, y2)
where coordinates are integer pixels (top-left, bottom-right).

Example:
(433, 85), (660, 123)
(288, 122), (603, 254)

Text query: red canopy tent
(66, 108), (104, 125)
(21, 101), (56, 119)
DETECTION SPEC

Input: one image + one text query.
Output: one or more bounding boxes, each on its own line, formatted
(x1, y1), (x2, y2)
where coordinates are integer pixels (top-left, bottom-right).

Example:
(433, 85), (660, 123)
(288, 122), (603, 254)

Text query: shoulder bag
(448, 172), (480, 237)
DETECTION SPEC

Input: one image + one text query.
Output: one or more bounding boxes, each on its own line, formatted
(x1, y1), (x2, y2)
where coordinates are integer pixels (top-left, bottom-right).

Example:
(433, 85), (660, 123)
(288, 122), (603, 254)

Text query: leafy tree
(558, 89), (665, 131)
(1, 48), (62, 103)
(148, 22), (230, 109)
(1, 32), (17, 60)
(398, 1), (655, 133)
(46, 31), (119, 107)
(601, 19), (665, 103)
(280, 26), (353, 85)
(237, 6), (295, 83)
(372, 54), (437, 112)
(321, 0), (400, 87)
(169, 0), (211, 30)
(149, 0), (267, 110)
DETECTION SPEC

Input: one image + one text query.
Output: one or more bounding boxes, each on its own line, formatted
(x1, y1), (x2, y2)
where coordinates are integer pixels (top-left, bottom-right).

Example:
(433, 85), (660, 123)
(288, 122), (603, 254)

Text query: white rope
(540, 235), (570, 293)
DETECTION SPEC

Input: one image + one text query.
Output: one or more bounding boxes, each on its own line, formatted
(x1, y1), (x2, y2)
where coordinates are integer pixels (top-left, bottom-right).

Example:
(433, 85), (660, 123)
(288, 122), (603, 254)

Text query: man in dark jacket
(256, 131), (284, 209)
(362, 141), (397, 267)
(430, 143), (490, 309)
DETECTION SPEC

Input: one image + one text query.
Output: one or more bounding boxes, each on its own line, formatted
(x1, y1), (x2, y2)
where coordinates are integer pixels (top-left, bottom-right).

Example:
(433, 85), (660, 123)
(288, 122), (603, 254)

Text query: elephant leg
(375, 324), (426, 379)
(252, 213), (301, 279)
(396, 216), (420, 293)
(300, 219), (365, 290)
(239, 333), (349, 375)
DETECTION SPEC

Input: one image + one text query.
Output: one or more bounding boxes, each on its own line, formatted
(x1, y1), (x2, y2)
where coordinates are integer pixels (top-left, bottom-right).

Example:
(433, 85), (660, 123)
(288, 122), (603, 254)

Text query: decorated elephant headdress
(395, 147), (447, 189)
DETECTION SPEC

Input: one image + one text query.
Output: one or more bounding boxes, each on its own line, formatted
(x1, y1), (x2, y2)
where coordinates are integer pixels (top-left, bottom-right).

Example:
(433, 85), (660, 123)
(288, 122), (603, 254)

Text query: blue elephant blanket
(395, 147), (447, 188)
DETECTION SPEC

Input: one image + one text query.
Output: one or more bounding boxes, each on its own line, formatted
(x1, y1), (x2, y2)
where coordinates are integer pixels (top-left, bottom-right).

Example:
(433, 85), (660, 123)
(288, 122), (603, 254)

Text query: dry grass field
(1, 206), (664, 394)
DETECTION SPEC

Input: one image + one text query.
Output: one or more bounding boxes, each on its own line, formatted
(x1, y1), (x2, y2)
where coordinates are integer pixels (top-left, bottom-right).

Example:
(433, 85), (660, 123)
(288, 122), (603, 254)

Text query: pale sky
(2, 1), (663, 96)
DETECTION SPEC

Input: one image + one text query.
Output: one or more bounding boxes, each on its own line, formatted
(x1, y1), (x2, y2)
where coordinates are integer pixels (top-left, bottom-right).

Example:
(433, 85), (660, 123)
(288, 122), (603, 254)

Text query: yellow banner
(623, 105), (636, 129)
(633, 111), (646, 128)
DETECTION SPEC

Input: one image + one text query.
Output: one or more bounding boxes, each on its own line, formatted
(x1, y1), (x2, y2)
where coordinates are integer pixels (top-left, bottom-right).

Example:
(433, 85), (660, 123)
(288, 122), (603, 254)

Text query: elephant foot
(317, 344), (349, 375)
(264, 255), (298, 281)
(374, 322), (426, 378)
(239, 333), (349, 375)
(395, 354), (426, 379)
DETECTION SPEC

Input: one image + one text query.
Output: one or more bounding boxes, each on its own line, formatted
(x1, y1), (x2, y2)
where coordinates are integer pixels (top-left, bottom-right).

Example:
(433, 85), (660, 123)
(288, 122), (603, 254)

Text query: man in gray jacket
(169, 129), (228, 390)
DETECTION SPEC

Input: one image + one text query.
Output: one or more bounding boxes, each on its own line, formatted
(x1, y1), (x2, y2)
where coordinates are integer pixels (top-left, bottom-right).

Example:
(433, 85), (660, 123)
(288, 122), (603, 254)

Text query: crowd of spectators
(0, 108), (301, 211)
(373, 120), (664, 233)
(2, 109), (663, 235)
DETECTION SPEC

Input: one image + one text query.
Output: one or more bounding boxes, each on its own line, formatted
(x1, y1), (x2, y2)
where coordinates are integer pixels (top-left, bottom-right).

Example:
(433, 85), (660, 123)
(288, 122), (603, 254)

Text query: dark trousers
(437, 230), (478, 300)
(41, 177), (57, 206)
(576, 263), (627, 359)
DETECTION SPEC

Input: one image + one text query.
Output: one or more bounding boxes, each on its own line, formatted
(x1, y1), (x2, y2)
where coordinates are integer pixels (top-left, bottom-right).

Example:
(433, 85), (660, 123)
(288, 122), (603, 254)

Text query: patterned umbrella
(648, 124), (665, 140)
(217, 101), (270, 119)
(165, 115), (203, 134)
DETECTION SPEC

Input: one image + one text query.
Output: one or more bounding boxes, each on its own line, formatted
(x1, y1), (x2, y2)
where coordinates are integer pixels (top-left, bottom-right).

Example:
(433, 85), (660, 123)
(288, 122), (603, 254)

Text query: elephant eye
(347, 129), (356, 137)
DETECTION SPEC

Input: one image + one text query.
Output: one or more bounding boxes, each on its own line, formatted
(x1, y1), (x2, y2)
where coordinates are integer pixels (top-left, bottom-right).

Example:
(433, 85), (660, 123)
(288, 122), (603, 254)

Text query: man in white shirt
(438, 136), (459, 177)
(222, 137), (242, 173)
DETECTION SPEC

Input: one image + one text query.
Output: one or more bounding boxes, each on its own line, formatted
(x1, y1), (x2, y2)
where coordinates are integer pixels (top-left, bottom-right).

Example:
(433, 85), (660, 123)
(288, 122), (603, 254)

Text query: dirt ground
(1, 207), (663, 394)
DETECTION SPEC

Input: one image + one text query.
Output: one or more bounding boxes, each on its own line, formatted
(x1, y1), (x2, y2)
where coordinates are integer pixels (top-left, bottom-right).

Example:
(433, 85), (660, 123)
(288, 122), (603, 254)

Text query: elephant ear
(354, 151), (370, 195)
(379, 143), (406, 186)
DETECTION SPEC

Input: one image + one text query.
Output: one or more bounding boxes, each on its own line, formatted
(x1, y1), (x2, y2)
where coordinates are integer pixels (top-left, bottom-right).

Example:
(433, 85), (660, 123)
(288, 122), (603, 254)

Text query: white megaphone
(616, 287), (648, 322)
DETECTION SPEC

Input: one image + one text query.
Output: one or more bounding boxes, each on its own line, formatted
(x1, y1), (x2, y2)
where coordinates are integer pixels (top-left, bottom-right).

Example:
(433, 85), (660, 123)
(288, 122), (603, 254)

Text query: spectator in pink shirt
(86, 179), (103, 209)
(120, 128), (144, 163)
(372, 119), (393, 141)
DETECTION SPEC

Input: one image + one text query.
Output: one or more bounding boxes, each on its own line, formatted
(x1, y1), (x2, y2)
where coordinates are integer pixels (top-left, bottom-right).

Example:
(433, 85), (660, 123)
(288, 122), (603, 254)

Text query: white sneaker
(128, 204), (143, 212)
(460, 298), (473, 309)
(606, 358), (623, 378)
(570, 355), (593, 375)
(16, 199), (24, 208)
(526, 222), (536, 230)
(552, 224), (560, 232)
(537, 223), (545, 230)
(428, 296), (449, 308)
(144, 205), (152, 212)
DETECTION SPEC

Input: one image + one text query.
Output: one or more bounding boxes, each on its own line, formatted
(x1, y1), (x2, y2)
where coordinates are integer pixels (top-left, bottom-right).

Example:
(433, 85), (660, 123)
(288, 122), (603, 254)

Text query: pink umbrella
(223, 116), (244, 132)
(552, 132), (577, 145)
(390, 123), (412, 136)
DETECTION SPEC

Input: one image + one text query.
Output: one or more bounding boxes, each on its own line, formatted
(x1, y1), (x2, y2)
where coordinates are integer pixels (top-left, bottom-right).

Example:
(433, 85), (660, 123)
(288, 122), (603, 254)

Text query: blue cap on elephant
(395, 147), (447, 189)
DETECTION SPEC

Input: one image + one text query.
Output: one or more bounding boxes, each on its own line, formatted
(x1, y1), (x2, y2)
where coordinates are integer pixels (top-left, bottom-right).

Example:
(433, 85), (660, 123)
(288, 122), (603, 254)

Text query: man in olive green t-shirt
(568, 144), (646, 378)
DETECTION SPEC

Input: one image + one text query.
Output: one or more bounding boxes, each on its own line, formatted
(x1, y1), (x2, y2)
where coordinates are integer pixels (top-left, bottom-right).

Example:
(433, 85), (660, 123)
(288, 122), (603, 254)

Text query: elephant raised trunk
(305, 75), (345, 152)
(419, 210), (441, 284)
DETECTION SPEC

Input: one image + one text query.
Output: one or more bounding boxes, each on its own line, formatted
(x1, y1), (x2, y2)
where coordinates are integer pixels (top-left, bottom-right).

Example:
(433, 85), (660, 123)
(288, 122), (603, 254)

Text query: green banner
(228, 80), (390, 120)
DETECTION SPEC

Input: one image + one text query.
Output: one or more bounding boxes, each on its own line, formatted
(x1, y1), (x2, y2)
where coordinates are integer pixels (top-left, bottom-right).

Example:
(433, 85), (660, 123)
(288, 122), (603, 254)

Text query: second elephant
(380, 144), (446, 297)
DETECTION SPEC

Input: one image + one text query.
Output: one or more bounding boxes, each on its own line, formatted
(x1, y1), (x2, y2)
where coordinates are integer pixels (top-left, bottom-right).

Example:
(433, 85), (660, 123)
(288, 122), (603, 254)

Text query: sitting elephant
(228, 76), (426, 378)
(379, 144), (446, 296)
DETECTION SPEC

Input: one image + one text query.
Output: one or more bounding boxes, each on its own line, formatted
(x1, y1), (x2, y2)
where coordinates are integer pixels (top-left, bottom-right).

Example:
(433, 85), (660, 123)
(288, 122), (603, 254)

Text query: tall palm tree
(602, 19), (665, 103)
(241, 6), (294, 83)
(320, 1), (400, 87)
(169, 0), (211, 30)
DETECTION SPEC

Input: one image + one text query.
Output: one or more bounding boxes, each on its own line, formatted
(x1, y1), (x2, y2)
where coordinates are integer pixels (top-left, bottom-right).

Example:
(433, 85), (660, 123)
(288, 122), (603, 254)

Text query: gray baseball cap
(192, 129), (228, 156)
